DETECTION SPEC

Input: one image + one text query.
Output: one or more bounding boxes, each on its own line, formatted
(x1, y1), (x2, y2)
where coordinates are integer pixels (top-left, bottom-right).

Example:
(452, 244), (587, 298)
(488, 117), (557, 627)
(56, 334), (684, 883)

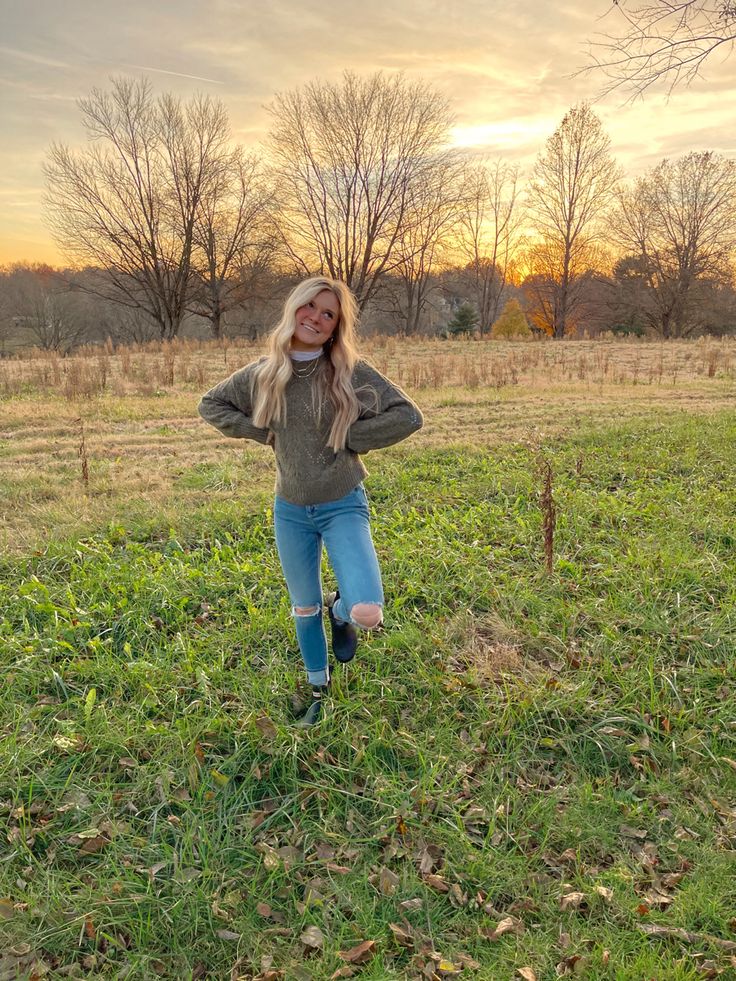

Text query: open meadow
(1, 337), (735, 979)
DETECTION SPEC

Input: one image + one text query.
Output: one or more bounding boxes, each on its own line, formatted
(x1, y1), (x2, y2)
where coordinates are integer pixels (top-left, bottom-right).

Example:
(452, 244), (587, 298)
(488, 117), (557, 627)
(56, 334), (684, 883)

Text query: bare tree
(266, 71), (454, 309)
(188, 148), (278, 339)
(44, 77), (231, 339)
(585, 1), (736, 98)
(610, 151), (736, 337)
(4, 264), (90, 352)
(377, 155), (464, 334)
(455, 160), (523, 336)
(526, 103), (621, 338)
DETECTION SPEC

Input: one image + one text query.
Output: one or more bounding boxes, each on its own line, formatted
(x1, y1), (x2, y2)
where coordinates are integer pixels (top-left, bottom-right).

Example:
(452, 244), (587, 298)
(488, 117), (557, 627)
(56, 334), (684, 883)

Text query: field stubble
(1, 337), (734, 552)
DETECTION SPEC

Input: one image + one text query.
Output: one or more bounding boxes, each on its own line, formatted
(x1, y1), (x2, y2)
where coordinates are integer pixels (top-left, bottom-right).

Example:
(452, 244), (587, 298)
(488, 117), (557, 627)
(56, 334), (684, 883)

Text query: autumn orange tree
(525, 104), (620, 338)
(491, 298), (531, 339)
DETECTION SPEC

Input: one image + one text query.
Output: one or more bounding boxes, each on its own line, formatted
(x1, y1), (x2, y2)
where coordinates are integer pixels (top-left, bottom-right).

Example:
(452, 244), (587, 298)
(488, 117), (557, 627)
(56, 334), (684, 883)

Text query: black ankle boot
(326, 591), (358, 663)
(295, 685), (328, 727)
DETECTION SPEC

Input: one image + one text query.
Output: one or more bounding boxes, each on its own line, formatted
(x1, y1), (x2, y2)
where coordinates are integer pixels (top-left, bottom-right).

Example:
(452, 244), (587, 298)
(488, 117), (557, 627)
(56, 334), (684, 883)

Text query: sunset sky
(2, 0), (735, 265)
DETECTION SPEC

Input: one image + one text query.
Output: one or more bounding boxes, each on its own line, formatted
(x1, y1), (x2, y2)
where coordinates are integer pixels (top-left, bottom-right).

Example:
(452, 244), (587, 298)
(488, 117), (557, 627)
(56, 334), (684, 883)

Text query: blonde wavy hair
(251, 277), (362, 451)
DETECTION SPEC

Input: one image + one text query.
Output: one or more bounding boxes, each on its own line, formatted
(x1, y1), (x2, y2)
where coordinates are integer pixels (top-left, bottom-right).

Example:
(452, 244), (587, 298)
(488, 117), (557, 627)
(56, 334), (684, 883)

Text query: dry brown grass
(1, 334), (735, 398)
(1, 336), (734, 551)
(445, 611), (527, 683)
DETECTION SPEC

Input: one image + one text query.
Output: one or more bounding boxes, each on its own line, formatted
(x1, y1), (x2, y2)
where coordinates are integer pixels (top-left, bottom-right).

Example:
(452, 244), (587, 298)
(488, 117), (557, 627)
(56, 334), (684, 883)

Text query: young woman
(198, 276), (423, 725)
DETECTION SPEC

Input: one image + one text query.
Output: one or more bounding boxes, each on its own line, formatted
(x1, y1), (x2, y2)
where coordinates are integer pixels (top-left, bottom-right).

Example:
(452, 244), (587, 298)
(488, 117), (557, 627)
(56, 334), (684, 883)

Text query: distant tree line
(1, 72), (735, 353)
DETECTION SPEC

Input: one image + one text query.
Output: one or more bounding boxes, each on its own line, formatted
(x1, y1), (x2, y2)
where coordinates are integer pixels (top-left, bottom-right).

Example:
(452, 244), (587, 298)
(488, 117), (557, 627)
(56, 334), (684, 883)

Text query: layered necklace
(290, 348), (323, 379)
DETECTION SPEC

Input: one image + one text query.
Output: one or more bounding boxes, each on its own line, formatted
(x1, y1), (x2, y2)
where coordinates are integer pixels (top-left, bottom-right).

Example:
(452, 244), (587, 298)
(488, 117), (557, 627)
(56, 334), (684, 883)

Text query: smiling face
(290, 289), (340, 352)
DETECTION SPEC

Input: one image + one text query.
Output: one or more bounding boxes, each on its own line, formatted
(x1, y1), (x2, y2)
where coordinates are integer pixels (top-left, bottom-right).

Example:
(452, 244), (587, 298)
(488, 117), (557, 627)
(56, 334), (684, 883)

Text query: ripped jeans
(273, 484), (384, 686)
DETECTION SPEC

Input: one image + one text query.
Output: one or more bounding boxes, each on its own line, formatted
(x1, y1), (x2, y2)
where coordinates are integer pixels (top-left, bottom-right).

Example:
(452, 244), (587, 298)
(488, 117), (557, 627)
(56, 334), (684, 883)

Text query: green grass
(1, 412), (736, 979)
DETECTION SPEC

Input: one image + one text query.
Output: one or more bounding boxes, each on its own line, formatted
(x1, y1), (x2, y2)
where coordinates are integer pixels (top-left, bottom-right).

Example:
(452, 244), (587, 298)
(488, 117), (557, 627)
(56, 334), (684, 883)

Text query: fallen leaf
(276, 845), (302, 869)
(0, 899), (15, 920)
(482, 915), (525, 940)
(400, 898), (423, 911)
(436, 960), (461, 976)
(517, 969), (537, 981)
(695, 961), (721, 979)
(556, 954), (589, 976)
(76, 827), (102, 839)
(595, 885), (613, 902)
(379, 867), (399, 895)
(325, 863), (351, 875)
(118, 757), (138, 768)
(449, 883), (468, 907)
(338, 940), (376, 964)
(301, 925), (325, 950)
(463, 806), (487, 825)
(256, 902), (272, 918)
(641, 889), (673, 908)
(559, 891), (586, 911)
(620, 825), (648, 839)
(456, 952), (481, 969)
(256, 714), (278, 741)
(330, 969), (355, 980)
(389, 923), (414, 948)
(52, 734), (84, 753)
(290, 968), (312, 981)
(78, 836), (109, 856)
(216, 929), (240, 940)
(424, 873), (449, 893)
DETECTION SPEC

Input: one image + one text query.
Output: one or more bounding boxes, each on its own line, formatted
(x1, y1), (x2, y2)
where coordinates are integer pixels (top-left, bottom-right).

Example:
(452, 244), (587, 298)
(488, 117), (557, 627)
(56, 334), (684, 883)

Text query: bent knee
(293, 605), (320, 617)
(350, 602), (383, 630)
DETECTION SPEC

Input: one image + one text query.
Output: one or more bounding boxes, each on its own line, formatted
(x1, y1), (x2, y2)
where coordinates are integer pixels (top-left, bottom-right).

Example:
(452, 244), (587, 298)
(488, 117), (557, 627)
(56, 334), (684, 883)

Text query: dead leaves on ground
(299, 925), (325, 951)
(337, 940), (376, 965)
(480, 915), (525, 941)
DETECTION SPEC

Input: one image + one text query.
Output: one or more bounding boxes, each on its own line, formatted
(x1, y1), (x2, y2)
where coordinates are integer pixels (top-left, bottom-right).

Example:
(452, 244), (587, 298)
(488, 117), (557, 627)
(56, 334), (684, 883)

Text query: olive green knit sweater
(198, 357), (423, 505)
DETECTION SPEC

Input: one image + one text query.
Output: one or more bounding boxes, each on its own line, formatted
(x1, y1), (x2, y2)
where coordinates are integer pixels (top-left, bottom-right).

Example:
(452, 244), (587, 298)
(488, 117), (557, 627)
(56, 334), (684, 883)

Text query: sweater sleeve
(198, 362), (271, 445)
(346, 362), (423, 454)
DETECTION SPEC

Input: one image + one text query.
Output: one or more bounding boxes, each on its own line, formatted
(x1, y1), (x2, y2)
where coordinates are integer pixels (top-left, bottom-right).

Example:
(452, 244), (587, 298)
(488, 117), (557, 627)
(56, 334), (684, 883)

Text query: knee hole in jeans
(293, 605), (321, 617)
(350, 602), (383, 629)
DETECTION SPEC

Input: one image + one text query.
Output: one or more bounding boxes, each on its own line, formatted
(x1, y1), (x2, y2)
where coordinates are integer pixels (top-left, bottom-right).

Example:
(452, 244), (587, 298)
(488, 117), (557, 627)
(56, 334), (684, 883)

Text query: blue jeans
(273, 484), (384, 686)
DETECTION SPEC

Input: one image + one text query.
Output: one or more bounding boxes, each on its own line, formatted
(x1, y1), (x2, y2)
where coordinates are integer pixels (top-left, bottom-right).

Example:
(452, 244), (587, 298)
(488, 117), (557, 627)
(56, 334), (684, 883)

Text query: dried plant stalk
(539, 458), (556, 573)
(76, 417), (90, 492)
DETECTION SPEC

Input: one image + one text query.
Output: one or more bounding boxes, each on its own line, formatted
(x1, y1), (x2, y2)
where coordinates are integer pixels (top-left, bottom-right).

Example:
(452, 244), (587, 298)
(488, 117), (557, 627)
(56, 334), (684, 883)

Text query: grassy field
(1, 338), (735, 979)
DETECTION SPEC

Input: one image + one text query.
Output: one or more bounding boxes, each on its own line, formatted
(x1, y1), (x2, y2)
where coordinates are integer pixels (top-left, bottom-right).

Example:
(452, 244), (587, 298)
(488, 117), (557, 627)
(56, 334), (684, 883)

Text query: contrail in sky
(0, 46), (73, 70)
(125, 64), (225, 85)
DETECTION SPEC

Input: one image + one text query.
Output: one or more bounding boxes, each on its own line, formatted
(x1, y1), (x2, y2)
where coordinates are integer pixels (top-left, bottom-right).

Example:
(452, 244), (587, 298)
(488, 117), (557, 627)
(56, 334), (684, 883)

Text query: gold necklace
(291, 356), (321, 378)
